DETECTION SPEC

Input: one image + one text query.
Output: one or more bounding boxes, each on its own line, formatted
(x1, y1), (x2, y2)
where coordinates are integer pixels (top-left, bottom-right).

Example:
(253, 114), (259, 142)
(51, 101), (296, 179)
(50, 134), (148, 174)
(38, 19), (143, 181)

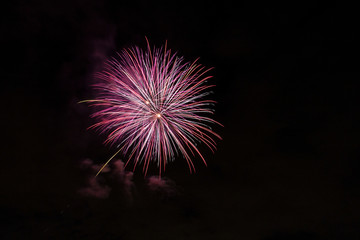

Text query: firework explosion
(84, 40), (222, 176)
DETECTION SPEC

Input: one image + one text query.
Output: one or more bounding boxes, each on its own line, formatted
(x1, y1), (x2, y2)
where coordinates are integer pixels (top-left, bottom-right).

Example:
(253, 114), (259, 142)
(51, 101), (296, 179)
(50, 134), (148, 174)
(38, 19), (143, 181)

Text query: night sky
(1, 1), (359, 239)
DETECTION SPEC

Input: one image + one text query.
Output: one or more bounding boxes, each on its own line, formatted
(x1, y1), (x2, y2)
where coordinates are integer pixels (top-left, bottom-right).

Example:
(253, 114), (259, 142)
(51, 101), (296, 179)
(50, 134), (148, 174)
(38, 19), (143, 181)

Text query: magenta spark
(85, 40), (222, 175)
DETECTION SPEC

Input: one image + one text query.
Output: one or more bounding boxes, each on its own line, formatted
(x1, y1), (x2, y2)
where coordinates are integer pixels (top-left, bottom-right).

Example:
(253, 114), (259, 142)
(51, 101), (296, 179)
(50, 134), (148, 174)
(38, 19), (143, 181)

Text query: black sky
(1, 1), (359, 239)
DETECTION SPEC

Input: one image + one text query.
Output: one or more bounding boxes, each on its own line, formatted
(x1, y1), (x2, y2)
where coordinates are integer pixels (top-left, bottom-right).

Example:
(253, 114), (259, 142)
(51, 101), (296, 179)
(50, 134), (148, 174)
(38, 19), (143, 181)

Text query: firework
(83, 39), (222, 176)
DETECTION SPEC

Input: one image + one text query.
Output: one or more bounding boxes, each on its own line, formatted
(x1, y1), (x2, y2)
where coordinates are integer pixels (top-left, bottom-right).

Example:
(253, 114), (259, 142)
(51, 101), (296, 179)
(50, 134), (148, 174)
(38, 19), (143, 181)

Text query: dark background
(1, 1), (359, 239)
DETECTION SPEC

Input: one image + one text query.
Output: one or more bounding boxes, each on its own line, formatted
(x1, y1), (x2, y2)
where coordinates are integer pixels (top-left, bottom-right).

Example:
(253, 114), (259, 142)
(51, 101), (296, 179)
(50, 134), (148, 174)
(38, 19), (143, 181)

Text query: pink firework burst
(84, 40), (222, 176)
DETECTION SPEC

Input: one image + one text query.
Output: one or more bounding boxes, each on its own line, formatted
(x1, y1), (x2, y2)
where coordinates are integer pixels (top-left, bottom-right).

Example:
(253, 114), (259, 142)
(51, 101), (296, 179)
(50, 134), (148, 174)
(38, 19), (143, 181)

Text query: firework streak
(83, 40), (222, 176)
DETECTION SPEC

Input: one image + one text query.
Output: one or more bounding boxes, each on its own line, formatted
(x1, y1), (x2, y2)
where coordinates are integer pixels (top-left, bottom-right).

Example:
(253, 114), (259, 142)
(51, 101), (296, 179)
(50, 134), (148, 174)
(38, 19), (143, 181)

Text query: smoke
(78, 159), (133, 200)
(111, 160), (134, 198)
(78, 177), (111, 199)
(147, 176), (177, 198)
(78, 159), (179, 201)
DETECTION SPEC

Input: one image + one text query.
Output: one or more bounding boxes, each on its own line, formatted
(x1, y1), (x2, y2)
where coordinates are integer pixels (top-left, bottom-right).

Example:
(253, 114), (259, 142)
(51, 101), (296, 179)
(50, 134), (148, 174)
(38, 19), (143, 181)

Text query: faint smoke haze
(78, 177), (111, 199)
(147, 176), (177, 198)
(78, 159), (134, 200)
(111, 160), (134, 199)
